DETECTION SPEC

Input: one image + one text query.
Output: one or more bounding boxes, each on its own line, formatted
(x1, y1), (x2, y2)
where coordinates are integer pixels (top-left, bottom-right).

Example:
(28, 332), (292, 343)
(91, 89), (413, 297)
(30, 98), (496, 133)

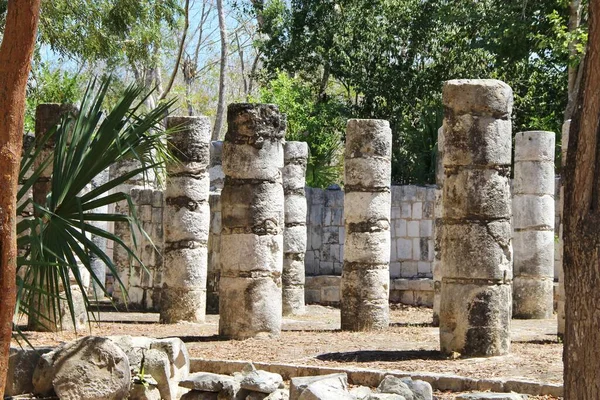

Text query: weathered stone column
(282, 141), (308, 315)
(341, 119), (392, 331)
(432, 126), (444, 326)
(440, 79), (513, 356)
(557, 120), (570, 337)
(219, 103), (285, 339)
(513, 131), (555, 319)
(89, 168), (110, 298)
(160, 116), (211, 323)
(28, 104), (87, 332)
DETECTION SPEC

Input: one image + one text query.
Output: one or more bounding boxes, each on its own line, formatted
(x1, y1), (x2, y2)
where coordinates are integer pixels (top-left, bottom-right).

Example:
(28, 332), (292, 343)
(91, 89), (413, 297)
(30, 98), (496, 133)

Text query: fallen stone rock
(350, 385), (374, 400)
(150, 337), (190, 381)
(290, 373), (348, 400)
(298, 381), (354, 400)
(144, 348), (174, 400)
(219, 377), (250, 400)
(107, 335), (153, 371)
(33, 336), (130, 400)
(180, 372), (236, 392)
(5, 347), (53, 396)
(455, 394), (528, 400)
(399, 378), (432, 400)
(265, 389), (290, 399)
(377, 376), (414, 400)
(240, 368), (283, 394)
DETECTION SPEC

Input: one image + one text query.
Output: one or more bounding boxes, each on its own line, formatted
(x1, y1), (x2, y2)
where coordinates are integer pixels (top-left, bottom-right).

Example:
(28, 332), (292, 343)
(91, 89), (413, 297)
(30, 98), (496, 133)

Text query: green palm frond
(15, 76), (176, 333)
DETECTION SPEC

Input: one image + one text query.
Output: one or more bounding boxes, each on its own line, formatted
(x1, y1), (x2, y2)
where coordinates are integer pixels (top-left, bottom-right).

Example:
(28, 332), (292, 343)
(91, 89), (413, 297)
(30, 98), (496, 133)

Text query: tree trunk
(213, 0), (227, 141)
(563, 0), (600, 398)
(565, 0), (584, 120)
(0, 0), (41, 395)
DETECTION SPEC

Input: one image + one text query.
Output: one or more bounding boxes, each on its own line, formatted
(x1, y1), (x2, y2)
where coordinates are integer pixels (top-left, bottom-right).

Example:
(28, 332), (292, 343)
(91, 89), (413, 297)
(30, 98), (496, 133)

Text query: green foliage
(258, 72), (347, 187)
(254, 0), (575, 184)
(16, 77), (175, 332)
(25, 63), (84, 133)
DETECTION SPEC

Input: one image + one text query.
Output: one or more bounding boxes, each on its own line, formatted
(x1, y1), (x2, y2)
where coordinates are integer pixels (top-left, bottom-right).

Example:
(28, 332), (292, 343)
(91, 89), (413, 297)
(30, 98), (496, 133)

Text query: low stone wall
(305, 276), (434, 307)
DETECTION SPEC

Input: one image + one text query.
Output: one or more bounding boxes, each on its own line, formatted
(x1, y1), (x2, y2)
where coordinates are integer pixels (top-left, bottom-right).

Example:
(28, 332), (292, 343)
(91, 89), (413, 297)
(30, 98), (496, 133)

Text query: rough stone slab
(290, 373), (348, 400)
(367, 394), (406, 400)
(298, 381), (354, 400)
(399, 377), (433, 400)
(179, 372), (235, 392)
(6, 347), (53, 396)
(377, 376), (414, 399)
(350, 385), (374, 400)
(240, 369), (284, 393)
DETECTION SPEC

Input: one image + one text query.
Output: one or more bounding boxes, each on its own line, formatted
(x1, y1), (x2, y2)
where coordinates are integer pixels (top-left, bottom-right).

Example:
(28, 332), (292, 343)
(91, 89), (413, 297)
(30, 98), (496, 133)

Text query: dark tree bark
(0, 0), (41, 395)
(563, 0), (600, 398)
(213, 0), (227, 141)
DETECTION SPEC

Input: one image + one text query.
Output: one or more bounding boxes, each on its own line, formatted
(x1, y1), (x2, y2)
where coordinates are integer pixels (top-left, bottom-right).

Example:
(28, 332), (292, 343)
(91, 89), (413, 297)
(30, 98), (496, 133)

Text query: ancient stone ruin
(439, 79), (513, 356)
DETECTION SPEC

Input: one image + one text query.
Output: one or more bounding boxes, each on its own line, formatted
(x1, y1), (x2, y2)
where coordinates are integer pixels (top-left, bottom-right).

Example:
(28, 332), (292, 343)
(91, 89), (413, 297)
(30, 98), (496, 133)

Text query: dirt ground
(14, 304), (562, 396)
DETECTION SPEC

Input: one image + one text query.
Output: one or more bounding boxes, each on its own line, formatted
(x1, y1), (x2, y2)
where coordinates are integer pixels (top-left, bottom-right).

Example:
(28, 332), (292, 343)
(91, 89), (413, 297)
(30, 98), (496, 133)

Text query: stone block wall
(112, 188), (164, 310)
(305, 185), (436, 279)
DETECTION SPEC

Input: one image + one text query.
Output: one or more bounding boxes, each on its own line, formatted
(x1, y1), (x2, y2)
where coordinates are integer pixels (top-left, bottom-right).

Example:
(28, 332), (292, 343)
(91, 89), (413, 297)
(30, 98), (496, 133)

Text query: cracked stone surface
(440, 79), (514, 356)
(341, 119), (392, 331)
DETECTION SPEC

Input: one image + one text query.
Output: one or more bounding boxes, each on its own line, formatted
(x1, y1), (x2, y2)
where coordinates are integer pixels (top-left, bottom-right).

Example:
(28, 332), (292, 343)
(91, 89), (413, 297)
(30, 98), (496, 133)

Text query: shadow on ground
(316, 349), (445, 363)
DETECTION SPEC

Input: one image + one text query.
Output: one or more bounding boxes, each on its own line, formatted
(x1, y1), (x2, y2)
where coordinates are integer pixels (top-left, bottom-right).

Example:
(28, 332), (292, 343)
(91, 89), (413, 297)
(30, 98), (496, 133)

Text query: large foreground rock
(290, 373), (348, 400)
(32, 336), (130, 399)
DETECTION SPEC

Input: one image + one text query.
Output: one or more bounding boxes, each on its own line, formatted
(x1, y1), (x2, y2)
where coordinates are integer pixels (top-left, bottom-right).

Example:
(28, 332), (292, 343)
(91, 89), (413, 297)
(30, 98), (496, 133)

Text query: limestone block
(513, 161), (555, 195)
(441, 221), (512, 280)
(223, 141), (284, 181)
(33, 336), (131, 399)
(129, 382), (162, 400)
(512, 195), (554, 230)
(344, 157), (392, 189)
(376, 376), (414, 399)
(350, 385), (373, 400)
(283, 257), (306, 286)
(290, 373), (348, 400)
(514, 130), (555, 162)
(344, 231), (391, 264)
(164, 202), (210, 243)
(513, 230), (554, 276)
(513, 276), (554, 319)
(283, 287), (306, 315)
(399, 377), (433, 400)
(180, 372), (235, 392)
(367, 394), (406, 400)
(221, 181), (284, 232)
(283, 166), (308, 191)
(285, 194), (308, 224)
(443, 169), (511, 219)
(221, 233), (283, 273)
(160, 287), (206, 323)
(440, 282), (511, 356)
(166, 174), (211, 201)
(144, 348), (174, 400)
(284, 225), (308, 253)
(219, 275), (282, 338)
(162, 247), (208, 287)
(240, 369), (283, 393)
(442, 115), (512, 167)
(344, 191), (391, 224)
(442, 79), (513, 117)
(298, 382), (354, 400)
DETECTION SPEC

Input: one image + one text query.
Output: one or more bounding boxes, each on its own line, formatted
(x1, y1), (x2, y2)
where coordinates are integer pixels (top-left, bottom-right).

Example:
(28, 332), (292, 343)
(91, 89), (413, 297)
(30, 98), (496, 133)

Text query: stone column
(89, 168), (110, 298)
(513, 131), (555, 319)
(28, 104), (87, 332)
(440, 79), (513, 356)
(219, 103), (285, 339)
(160, 116), (211, 323)
(557, 120), (570, 337)
(432, 126), (444, 326)
(341, 119), (392, 331)
(282, 141), (309, 315)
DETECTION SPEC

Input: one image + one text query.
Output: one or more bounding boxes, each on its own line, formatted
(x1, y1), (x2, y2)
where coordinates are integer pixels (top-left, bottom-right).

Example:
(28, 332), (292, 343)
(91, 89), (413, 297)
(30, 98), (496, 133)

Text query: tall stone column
(513, 131), (555, 319)
(440, 79), (513, 356)
(160, 116), (211, 323)
(341, 119), (392, 331)
(432, 126), (444, 326)
(219, 103), (285, 339)
(282, 141), (308, 315)
(557, 120), (570, 337)
(89, 168), (110, 298)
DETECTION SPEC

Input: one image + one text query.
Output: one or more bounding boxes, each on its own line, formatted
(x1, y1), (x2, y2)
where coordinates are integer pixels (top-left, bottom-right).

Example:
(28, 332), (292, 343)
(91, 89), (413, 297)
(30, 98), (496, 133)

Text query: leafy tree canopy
(254, 0), (582, 183)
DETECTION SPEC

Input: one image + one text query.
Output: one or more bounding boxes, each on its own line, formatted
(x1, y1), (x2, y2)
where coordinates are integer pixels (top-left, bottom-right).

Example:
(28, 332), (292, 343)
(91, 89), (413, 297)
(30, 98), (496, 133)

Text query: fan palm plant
(15, 77), (175, 332)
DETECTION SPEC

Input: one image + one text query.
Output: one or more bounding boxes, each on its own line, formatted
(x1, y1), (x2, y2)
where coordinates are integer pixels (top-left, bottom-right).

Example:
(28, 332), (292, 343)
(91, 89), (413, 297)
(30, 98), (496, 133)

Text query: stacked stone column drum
(512, 131), (555, 319)
(440, 79), (513, 356)
(283, 142), (309, 315)
(160, 116), (211, 323)
(219, 104), (285, 339)
(341, 119), (392, 331)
